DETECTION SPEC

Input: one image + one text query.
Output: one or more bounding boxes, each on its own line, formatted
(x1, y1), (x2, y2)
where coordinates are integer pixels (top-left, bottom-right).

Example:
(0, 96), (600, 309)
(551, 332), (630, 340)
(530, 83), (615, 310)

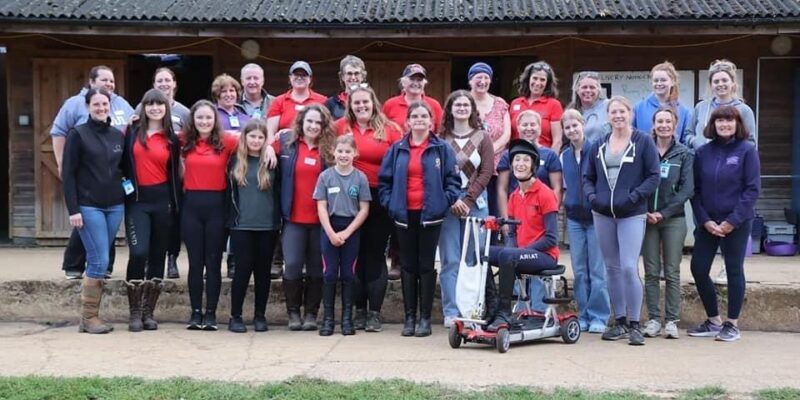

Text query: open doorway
(127, 54), (214, 108)
(0, 46), (10, 242)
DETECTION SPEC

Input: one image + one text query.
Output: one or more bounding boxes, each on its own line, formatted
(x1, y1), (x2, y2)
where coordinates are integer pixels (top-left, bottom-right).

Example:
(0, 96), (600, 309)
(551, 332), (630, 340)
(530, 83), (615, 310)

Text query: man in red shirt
(486, 139), (560, 331)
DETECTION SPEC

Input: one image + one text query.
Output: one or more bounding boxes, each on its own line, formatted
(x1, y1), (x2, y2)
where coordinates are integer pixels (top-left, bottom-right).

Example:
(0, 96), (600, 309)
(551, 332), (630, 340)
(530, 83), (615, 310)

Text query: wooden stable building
(0, 1), (799, 244)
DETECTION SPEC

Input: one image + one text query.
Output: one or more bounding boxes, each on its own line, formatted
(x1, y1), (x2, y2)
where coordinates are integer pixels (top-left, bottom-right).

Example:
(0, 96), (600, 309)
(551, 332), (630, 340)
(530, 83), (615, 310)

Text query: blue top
(632, 94), (692, 144)
(583, 130), (661, 218)
(497, 145), (561, 192)
(50, 88), (134, 137)
(691, 138), (760, 227)
(378, 133), (462, 226)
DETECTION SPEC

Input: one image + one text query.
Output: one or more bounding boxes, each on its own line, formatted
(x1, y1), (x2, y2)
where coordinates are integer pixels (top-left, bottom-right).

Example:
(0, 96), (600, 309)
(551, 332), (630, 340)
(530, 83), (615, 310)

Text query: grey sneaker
(353, 309), (367, 330)
(715, 265), (728, 285)
(715, 321), (741, 342)
(601, 324), (630, 341)
(629, 326), (645, 346)
(665, 320), (680, 339)
(643, 319), (662, 337)
(687, 319), (722, 337)
(365, 311), (383, 332)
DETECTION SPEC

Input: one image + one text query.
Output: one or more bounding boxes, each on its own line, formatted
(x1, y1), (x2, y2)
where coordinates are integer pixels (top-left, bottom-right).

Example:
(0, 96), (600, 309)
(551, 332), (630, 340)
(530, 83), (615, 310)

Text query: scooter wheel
(496, 328), (510, 353)
(448, 325), (461, 349)
(561, 317), (581, 344)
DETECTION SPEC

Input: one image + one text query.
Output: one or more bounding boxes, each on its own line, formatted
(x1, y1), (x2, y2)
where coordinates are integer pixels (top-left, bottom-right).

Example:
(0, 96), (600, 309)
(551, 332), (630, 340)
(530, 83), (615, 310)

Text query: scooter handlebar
(460, 216), (520, 231)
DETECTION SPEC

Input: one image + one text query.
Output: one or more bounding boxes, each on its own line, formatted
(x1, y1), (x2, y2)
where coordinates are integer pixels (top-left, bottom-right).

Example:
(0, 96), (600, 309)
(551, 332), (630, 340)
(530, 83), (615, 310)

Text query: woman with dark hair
(122, 89), (182, 332)
(180, 100), (240, 331)
(326, 55), (368, 120)
(226, 119), (280, 333)
(437, 90), (494, 328)
(273, 104), (335, 331)
(62, 88), (126, 334)
(584, 96), (660, 346)
(211, 73), (250, 132)
(641, 107), (694, 340)
(510, 61), (564, 150)
(379, 101), (461, 337)
(335, 86), (402, 332)
(687, 105), (760, 342)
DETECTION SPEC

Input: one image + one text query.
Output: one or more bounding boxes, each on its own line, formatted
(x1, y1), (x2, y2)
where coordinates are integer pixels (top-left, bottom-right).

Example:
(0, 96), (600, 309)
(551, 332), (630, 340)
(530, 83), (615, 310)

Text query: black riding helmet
(507, 139), (540, 182)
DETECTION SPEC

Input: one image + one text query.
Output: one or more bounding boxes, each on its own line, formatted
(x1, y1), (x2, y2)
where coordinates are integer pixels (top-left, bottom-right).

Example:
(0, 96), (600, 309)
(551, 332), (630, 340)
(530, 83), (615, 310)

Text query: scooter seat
(526, 264), (566, 276)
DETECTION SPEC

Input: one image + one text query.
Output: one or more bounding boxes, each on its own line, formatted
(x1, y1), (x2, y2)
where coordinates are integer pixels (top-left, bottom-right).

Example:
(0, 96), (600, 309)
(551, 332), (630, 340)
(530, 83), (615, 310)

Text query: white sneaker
(443, 315), (456, 328)
(715, 265), (728, 285)
(665, 320), (680, 339)
(643, 319), (662, 337)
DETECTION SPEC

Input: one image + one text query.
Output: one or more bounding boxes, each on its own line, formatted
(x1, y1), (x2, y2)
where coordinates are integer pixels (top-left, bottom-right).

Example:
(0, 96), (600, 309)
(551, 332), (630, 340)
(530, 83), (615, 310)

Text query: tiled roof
(1, 0), (798, 25)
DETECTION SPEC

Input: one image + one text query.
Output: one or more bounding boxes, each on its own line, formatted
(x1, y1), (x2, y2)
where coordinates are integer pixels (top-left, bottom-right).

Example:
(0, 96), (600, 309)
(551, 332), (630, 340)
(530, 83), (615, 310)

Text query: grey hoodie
(684, 97), (756, 149)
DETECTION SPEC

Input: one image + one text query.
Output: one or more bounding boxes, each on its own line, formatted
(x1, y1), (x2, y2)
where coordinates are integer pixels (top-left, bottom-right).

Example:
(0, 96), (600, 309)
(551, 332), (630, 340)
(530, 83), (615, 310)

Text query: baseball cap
(290, 61), (312, 75)
(402, 63), (426, 78)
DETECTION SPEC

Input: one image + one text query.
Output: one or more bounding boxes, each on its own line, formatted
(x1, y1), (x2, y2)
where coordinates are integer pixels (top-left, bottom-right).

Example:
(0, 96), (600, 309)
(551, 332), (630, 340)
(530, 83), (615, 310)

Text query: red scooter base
(449, 312), (581, 353)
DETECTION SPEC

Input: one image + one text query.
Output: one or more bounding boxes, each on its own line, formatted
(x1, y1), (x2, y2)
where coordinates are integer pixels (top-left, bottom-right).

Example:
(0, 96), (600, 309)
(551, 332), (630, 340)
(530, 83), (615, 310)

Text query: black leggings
(489, 246), (558, 300)
(394, 211), (442, 276)
(230, 229), (279, 317)
(168, 208), (181, 257)
(125, 184), (172, 281)
(354, 190), (392, 310)
(182, 190), (226, 312)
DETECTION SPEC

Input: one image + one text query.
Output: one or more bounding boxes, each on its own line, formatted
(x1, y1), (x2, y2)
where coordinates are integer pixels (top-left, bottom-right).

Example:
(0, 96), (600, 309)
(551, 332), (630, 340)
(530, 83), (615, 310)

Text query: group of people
(54, 55), (760, 344)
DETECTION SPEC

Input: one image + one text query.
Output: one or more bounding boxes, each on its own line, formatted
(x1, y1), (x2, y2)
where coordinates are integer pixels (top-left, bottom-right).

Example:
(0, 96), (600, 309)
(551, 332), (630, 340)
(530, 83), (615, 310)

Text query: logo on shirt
(435, 157), (441, 169)
(726, 156), (740, 166)
(348, 185), (359, 199)
(112, 144), (123, 153)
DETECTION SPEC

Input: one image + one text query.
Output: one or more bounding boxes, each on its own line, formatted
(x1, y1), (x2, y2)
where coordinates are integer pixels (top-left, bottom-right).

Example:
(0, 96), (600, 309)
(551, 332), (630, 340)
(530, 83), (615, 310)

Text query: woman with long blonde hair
(226, 119), (280, 333)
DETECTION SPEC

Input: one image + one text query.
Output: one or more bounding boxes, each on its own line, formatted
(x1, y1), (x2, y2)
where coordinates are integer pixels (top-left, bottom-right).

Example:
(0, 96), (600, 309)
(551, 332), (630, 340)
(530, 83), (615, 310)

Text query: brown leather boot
(79, 277), (113, 334)
(125, 280), (144, 332)
(141, 278), (163, 330)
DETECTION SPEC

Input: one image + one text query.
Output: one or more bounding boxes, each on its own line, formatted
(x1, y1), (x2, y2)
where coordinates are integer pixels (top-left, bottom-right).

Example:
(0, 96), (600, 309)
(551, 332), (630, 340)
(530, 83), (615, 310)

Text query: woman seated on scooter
(487, 139), (560, 331)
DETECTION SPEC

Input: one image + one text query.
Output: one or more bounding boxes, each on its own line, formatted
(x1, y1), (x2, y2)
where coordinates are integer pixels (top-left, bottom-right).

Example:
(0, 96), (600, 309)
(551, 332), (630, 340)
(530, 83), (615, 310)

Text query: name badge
(252, 111), (262, 119)
(171, 115), (181, 123)
(540, 159), (545, 166)
(622, 156), (634, 163)
(112, 110), (126, 126)
(122, 178), (134, 195)
(295, 104), (305, 111)
(328, 187), (341, 194)
(512, 104), (521, 111)
(304, 157), (317, 166)
(229, 116), (240, 128)
(476, 195), (487, 210)
(660, 164), (670, 179)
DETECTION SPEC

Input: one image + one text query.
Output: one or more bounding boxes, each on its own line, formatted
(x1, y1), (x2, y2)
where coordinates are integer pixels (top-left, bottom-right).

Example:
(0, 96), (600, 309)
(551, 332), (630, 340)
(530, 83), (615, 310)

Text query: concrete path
(1, 322), (798, 394)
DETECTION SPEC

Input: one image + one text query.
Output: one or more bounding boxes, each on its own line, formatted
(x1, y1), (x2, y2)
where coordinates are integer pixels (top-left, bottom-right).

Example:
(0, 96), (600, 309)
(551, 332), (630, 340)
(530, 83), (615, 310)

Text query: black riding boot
(415, 270), (436, 337)
(400, 271), (417, 337)
(319, 282), (336, 336)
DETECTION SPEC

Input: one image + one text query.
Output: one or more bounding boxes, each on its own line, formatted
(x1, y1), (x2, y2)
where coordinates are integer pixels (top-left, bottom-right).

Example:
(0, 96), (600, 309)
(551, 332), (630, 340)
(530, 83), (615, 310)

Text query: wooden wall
(2, 33), (798, 242)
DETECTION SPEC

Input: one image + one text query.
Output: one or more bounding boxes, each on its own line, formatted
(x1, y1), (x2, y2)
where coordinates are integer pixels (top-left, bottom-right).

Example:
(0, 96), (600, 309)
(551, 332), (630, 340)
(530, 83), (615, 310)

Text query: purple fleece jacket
(691, 137), (761, 227)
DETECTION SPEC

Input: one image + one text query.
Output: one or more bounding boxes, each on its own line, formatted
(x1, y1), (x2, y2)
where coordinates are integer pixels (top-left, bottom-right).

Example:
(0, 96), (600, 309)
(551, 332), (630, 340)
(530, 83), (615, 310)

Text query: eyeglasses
(348, 83), (370, 92)
(531, 62), (552, 72)
(343, 71), (363, 77)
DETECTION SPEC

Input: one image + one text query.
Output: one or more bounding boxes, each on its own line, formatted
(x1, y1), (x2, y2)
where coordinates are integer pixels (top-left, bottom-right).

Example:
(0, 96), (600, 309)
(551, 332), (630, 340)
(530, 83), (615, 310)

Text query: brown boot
(141, 278), (163, 330)
(125, 280), (144, 332)
(79, 277), (113, 334)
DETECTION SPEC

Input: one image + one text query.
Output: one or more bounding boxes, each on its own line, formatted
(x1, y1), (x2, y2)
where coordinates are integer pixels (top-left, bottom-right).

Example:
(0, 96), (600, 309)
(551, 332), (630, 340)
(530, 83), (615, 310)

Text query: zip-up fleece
(684, 98), (757, 149)
(225, 156), (281, 229)
(378, 133), (462, 227)
(122, 125), (182, 213)
(277, 133), (328, 220)
(691, 137), (760, 227)
(561, 142), (593, 224)
(583, 130), (661, 219)
(62, 118), (126, 215)
(647, 139), (694, 219)
(632, 94), (692, 143)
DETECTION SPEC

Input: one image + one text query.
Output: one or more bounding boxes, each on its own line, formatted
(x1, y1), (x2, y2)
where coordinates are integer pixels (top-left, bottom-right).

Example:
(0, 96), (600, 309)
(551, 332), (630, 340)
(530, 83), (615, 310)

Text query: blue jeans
(567, 218), (610, 327)
(438, 192), (489, 318)
(78, 204), (124, 280)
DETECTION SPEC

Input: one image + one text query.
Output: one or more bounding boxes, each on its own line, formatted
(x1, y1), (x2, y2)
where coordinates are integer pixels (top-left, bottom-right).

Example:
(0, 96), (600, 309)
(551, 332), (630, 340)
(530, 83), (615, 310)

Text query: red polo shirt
(267, 89), (327, 131)
(509, 96), (563, 147)
(406, 136), (429, 211)
(382, 94), (443, 134)
(336, 118), (402, 187)
(180, 132), (238, 191)
(133, 130), (170, 186)
(508, 179), (560, 261)
(273, 136), (322, 224)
